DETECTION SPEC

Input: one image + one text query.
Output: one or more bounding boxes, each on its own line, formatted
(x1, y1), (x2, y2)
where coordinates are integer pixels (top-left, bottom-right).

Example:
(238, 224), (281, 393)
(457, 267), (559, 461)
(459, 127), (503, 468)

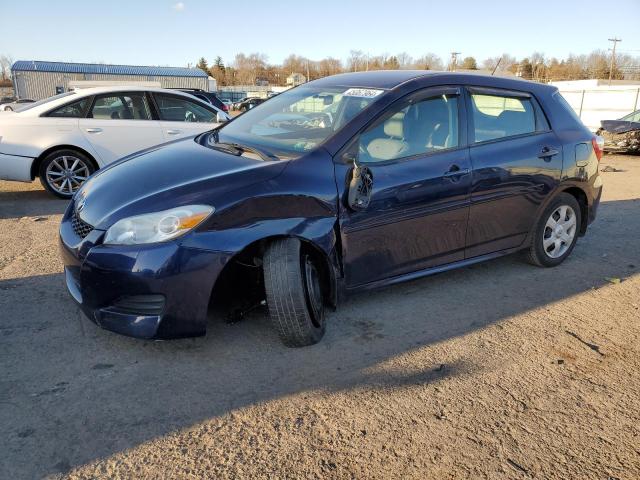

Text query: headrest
(384, 113), (404, 138)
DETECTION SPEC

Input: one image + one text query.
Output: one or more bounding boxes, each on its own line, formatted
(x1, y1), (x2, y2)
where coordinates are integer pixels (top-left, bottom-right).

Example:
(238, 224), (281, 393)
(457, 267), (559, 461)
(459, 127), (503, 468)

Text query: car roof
(308, 70), (556, 94)
(15, 86), (221, 116)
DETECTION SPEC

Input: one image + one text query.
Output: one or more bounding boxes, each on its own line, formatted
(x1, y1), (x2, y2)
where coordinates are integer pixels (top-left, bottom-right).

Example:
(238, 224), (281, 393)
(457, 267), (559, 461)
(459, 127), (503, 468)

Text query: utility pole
(450, 52), (461, 72)
(608, 37), (621, 85)
(306, 59), (310, 83)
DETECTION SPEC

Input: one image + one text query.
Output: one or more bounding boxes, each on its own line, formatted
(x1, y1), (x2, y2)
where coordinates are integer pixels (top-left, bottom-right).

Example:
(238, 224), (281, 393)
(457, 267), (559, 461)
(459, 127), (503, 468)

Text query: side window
(357, 94), (459, 163)
(89, 93), (152, 120)
(154, 94), (216, 123)
(470, 93), (536, 142)
(47, 98), (92, 118)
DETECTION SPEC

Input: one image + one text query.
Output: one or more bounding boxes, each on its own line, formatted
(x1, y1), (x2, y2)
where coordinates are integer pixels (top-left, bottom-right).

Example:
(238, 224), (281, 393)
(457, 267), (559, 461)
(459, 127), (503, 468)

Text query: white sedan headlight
(104, 205), (214, 245)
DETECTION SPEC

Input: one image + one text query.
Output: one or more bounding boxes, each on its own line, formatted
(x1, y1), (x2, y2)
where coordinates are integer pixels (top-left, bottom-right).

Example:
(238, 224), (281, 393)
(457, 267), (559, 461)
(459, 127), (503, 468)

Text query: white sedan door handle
(167, 129), (182, 135)
(85, 128), (102, 133)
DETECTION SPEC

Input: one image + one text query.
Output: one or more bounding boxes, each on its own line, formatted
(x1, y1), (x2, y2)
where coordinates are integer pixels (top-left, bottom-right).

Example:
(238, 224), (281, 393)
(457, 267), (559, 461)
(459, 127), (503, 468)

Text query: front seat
(366, 113), (408, 161)
(404, 99), (452, 152)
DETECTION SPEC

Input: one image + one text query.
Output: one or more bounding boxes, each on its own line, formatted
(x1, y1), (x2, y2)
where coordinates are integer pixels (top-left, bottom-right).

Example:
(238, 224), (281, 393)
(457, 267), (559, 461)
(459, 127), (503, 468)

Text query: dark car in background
(173, 88), (229, 112)
(234, 97), (265, 111)
(60, 71), (603, 347)
(596, 109), (640, 154)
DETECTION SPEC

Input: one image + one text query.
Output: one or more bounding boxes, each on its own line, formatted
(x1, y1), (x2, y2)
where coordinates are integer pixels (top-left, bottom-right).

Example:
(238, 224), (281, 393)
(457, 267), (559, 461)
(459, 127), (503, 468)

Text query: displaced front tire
(263, 238), (326, 347)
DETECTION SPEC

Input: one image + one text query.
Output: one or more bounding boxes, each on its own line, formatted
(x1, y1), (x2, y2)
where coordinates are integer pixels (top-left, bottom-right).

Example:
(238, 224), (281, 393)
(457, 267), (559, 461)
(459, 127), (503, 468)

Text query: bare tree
(396, 52), (413, 69)
(348, 50), (365, 72)
(413, 53), (444, 70)
(0, 55), (14, 82)
(233, 53), (268, 85)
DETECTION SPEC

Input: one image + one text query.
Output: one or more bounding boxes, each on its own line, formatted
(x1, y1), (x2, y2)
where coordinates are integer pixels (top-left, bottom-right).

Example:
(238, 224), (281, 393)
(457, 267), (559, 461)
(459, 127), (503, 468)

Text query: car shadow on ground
(0, 187), (69, 219)
(0, 197), (638, 478)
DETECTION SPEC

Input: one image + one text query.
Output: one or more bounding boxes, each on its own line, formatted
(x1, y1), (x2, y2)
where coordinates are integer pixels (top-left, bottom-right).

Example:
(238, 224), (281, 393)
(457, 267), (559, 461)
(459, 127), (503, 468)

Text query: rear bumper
(59, 206), (231, 339)
(0, 152), (34, 182)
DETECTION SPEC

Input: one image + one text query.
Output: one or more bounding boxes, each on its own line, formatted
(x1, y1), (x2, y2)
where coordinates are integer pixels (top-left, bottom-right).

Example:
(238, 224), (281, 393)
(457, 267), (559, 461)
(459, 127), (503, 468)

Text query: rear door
(336, 86), (472, 287)
(465, 87), (562, 257)
(79, 92), (164, 165)
(151, 92), (220, 141)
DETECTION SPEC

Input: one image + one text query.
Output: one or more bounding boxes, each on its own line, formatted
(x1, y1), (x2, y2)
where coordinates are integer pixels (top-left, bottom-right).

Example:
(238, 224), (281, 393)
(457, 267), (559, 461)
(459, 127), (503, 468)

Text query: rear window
(470, 93), (536, 142)
(47, 97), (92, 118)
(25, 91), (77, 114)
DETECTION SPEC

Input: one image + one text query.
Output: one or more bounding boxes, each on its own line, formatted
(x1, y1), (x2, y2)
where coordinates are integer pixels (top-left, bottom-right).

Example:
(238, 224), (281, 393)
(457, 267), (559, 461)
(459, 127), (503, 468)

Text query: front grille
(71, 210), (93, 239)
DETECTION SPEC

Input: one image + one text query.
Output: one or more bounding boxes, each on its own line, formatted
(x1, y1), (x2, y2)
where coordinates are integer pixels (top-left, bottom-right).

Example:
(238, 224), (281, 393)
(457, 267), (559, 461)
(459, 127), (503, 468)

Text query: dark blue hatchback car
(59, 71), (603, 346)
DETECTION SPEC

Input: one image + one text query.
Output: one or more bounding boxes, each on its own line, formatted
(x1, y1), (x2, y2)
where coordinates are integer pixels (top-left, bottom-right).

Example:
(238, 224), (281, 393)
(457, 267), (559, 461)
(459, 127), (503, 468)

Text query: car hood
(75, 137), (288, 230)
(600, 120), (640, 134)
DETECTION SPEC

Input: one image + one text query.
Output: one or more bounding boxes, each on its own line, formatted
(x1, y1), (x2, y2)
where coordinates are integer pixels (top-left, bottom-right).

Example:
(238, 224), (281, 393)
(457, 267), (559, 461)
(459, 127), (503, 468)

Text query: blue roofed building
(11, 60), (210, 99)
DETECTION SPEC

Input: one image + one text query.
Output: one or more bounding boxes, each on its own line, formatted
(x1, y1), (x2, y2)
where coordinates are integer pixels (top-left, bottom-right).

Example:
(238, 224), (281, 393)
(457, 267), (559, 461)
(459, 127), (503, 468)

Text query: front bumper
(59, 206), (231, 339)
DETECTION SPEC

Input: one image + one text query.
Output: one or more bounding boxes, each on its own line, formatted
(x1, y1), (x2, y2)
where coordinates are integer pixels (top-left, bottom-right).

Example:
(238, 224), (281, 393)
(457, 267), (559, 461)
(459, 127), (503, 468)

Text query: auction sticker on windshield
(343, 88), (384, 98)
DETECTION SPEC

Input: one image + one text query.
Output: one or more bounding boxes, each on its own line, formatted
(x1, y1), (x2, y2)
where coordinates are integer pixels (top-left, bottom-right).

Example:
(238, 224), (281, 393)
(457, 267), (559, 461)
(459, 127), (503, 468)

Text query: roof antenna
(491, 57), (502, 76)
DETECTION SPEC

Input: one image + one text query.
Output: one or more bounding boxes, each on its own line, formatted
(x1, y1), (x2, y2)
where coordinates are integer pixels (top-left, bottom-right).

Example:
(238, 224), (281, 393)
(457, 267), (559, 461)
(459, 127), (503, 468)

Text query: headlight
(103, 205), (214, 245)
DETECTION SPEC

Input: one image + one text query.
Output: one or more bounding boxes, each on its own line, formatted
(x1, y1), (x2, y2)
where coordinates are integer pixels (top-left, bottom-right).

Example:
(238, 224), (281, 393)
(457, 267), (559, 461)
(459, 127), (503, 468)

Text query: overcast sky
(2, 0), (639, 67)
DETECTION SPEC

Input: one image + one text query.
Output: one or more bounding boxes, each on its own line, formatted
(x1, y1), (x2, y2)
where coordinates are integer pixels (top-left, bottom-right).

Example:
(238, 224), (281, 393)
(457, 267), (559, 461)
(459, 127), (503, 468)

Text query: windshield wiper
(208, 131), (278, 162)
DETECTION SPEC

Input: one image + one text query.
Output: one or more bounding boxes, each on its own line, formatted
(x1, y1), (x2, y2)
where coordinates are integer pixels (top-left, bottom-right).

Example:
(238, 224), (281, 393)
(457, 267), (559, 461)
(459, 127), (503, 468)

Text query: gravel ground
(1, 154), (639, 479)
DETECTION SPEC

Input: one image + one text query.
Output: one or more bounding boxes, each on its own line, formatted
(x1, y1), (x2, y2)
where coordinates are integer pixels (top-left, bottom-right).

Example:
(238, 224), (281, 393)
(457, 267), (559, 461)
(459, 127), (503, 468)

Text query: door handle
(166, 129), (182, 135)
(443, 164), (470, 178)
(85, 128), (102, 133)
(538, 146), (559, 160)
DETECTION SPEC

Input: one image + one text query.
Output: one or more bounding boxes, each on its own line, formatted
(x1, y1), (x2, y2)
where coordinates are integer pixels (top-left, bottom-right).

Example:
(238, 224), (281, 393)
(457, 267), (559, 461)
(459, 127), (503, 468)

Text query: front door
(464, 87), (563, 257)
(336, 87), (472, 287)
(151, 92), (220, 141)
(79, 92), (164, 165)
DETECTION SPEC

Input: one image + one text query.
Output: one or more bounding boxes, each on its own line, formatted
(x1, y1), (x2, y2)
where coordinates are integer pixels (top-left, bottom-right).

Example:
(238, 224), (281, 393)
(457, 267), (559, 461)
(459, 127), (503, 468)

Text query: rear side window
(89, 93), (152, 120)
(470, 93), (536, 142)
(47, 98), (92, 118)
(154, 93), (216, 123)
(553, 92), (584, 126)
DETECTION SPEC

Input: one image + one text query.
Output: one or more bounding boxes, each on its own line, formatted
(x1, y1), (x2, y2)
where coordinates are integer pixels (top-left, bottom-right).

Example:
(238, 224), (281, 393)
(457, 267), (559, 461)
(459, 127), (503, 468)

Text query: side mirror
(216, 111), (229, 123)
(347, 164), (373, 211)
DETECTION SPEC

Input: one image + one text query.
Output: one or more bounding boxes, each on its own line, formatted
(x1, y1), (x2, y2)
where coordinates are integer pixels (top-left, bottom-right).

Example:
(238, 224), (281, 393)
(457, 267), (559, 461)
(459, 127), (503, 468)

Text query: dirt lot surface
(1, 155), (639, 479)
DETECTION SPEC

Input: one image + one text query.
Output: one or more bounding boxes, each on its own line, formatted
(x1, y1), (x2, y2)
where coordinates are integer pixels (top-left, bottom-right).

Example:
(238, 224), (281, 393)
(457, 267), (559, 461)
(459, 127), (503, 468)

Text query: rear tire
(527, 193), (581, 267)
(263, 238), (326, 347)
(39, 149), (95, 199)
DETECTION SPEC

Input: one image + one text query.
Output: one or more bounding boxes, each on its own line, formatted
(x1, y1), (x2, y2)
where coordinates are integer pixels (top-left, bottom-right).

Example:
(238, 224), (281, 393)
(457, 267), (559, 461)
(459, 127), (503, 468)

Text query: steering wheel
(185, 111), (197, 123)
(305, 112), (332, 128)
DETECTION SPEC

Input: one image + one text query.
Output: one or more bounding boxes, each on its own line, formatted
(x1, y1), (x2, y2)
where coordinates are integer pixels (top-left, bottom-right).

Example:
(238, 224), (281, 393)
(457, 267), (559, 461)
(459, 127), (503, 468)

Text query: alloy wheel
(45, 155), (91, 196)
(542, 205), (577, 258)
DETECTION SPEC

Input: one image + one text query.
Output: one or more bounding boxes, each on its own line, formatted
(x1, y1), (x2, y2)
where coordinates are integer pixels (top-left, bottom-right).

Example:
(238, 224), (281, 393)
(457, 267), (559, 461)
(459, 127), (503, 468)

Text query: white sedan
(0, 86), (229, 198)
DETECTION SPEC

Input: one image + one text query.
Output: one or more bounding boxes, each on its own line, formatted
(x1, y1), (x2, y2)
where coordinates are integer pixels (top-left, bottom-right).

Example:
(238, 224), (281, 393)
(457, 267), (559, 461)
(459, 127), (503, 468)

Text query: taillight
(222, 105), (229, 112)
(592, 136), (604, 161)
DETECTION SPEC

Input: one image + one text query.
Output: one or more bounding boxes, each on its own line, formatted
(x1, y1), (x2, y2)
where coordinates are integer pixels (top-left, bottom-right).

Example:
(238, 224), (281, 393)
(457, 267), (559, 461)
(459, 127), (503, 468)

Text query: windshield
(211, 85), (383, 159)
(14, 91), (77, 112)
(621, 110), (640, 123)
